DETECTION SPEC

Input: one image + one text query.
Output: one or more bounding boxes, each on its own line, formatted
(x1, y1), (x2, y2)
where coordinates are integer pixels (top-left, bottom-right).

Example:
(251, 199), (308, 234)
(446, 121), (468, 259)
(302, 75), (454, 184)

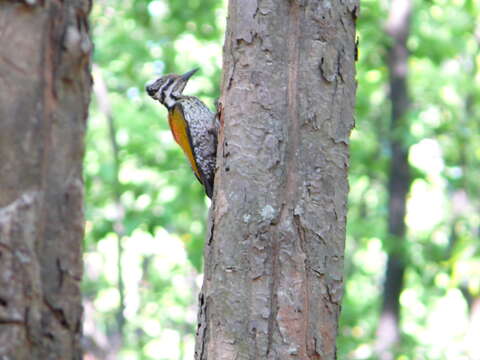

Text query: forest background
(83, 0), (480, 359)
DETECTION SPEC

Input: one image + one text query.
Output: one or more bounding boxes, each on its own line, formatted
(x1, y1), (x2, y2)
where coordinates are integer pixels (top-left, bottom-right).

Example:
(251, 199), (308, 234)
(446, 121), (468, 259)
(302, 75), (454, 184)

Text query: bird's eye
(146, 85), (157, 97)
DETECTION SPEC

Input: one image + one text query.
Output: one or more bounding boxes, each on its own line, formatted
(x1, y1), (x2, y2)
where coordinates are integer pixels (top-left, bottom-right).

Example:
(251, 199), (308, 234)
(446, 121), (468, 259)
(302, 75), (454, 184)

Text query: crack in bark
(280, 0), (301, 221)
(0, 242), (13, 253)
(266, 229), (279, 357)
(294, 214), (317, 359)
(36, 2), (60, 254)
(195, 293), (208, 360)
(267, 0), (303, 356)
(0, 318), (25, 326)
(0, 297), (7, 307)
(44, 297), (70, 330)
(0, 53), (28, 74)
(56, 257), (65, 289)
(337, 49), (345, 83)
(226, 56), (237, 91)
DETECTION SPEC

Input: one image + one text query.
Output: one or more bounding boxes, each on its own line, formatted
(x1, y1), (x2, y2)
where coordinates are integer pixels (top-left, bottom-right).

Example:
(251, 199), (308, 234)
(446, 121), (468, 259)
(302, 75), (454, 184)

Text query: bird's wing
(169, 103), (212, 196)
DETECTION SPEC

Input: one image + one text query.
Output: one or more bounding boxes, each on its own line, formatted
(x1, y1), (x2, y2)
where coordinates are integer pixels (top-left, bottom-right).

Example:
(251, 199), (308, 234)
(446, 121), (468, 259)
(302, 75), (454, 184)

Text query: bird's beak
(181, 68), (199, 82)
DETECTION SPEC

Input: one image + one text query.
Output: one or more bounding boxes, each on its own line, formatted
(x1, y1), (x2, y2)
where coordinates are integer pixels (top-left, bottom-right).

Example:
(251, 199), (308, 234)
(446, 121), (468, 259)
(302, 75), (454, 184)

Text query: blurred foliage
(338, 0), (480, 359)
(83, 0), (480, 359)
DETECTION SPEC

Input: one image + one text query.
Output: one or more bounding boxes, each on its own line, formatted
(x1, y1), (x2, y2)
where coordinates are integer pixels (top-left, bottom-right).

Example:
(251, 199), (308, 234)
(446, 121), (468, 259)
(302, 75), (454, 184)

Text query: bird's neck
(163, 91), (183, 110)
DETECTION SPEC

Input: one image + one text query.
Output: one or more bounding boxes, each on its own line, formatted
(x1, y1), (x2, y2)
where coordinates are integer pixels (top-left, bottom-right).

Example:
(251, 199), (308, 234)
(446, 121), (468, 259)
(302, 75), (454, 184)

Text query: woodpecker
(146, 69), (217, 198)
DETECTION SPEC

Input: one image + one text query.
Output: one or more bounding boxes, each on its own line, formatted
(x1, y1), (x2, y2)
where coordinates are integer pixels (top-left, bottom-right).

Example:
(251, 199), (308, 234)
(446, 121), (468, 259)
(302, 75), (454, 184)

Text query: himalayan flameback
(146, 69), (217, 198)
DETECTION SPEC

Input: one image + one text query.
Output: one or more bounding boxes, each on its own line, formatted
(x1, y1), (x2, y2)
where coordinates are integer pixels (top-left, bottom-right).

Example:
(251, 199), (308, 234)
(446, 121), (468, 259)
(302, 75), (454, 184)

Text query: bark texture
(375, 0), (412, 358)
(0, 1), (91, 359)
(195, 0), (358, 359)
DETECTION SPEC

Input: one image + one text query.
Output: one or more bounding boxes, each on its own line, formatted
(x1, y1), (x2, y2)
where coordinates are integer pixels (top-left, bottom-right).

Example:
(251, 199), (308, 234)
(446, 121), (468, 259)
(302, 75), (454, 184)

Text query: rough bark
(0, 1), (91, 359)
(375, 0), (412, 358)
(195, 0), (358, 359)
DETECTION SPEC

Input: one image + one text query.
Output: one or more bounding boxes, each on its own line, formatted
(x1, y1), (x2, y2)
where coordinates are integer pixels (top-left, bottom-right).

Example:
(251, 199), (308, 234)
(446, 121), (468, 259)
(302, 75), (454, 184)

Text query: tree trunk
(375, 0), (412, 358)
(195, 1), (358, 359)
(0, 1), (91, 359)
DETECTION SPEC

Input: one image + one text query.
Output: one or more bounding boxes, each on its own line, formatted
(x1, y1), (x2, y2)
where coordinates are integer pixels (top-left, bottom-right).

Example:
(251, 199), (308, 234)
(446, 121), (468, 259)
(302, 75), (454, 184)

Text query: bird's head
(146, 68), (198, 108)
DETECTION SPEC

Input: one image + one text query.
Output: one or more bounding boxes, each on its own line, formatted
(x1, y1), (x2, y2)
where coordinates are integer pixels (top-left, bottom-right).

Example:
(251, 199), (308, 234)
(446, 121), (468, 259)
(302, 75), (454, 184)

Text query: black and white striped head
(146, 68), (198, 108)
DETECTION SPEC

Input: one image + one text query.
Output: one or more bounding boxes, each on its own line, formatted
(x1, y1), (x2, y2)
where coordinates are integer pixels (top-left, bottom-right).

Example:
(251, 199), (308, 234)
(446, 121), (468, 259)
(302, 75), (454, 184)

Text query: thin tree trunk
(0, 1), (91, 359)
(195, 1), (358, 359)
(376, 0), (412, 358)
